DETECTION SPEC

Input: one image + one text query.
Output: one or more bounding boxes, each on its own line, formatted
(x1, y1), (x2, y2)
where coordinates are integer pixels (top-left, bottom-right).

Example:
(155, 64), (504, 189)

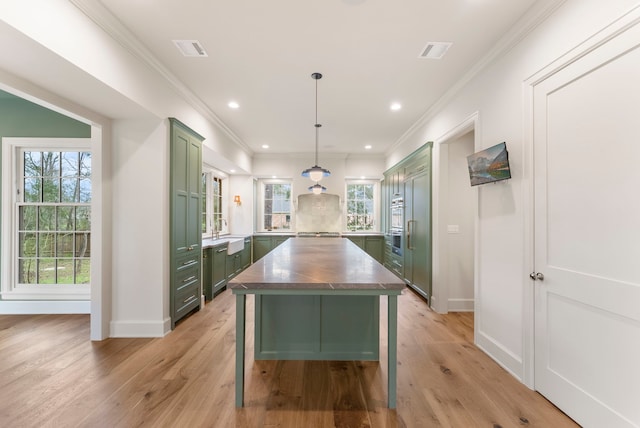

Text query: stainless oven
(391, 229), (403, 256)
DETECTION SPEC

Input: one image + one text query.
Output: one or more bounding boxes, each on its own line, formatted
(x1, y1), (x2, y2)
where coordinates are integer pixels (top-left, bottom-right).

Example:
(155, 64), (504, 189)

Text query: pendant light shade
(308, 183), (327, 195)
(302, 72), (330, 188)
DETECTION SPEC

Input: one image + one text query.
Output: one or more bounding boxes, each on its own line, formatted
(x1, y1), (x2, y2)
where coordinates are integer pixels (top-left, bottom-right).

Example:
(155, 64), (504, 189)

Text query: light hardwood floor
(0, 288), (578, 427)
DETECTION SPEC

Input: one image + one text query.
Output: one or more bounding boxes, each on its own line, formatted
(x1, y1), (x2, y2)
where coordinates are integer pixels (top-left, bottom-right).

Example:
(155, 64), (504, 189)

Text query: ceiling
(75, 1), (542, 156)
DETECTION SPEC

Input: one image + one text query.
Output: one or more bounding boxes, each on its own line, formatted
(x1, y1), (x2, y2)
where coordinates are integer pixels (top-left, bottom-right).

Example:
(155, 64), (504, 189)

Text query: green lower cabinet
(252, 235), (290, 262)
(241, 237), (252, 269)
(212, 244), (227, 297)
(345, 235), (384, 263)
(254, 294), (379, 360)
(202, 248), (213, 300)
(226, 251), (242, 281)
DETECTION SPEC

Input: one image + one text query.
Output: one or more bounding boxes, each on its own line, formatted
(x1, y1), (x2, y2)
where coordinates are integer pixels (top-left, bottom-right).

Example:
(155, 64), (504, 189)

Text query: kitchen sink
(227, 238), (245, 255)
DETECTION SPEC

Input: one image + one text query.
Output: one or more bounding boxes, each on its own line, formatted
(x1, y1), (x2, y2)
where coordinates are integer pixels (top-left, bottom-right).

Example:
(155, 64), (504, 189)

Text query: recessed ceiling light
(360, 176), (366, 179)
(390, 103), (402, 111)
(262, 144), (269, 149)
(364, 145), (372, 150)
(272, 175), (277, 179)
(228, 101), (239, 109)
(418, 42), (452, 60)
(230, 169), (236, 173)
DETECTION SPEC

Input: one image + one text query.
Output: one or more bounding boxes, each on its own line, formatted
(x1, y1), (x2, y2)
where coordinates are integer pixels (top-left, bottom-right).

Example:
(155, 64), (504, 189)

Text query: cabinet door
(364, 236), (383, 263)
(273, 236), (290, 247)
(171, 127), (191, 255)
(212, 246), (227, 295)
(203, 248), (212, 300)
(252, 237), (272, 262)
(241, 237), (252, 269)
(405, 171), (431, 301)
(346, 236), (365, 250)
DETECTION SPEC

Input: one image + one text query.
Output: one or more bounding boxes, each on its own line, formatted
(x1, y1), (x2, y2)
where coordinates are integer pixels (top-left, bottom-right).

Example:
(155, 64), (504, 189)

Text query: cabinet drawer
(176, 251), (199, 272)
(175, 264), (200, 294)
(174, 282), (200, 319)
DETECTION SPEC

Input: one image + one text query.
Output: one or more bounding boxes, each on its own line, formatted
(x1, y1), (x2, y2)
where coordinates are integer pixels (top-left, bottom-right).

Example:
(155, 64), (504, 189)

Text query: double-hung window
(260, 180), (292, 231)
(346, 181), (378, 231)
(2, 138), (92, 300)
(201, 171), (227, 237)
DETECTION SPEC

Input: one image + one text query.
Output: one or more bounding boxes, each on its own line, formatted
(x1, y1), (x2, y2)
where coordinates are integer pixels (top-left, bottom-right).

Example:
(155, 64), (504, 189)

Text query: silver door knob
(530, 272), (545, 281)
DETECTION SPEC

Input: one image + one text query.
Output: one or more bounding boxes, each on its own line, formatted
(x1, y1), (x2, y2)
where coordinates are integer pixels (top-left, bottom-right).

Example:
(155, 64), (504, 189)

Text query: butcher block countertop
(228, 237), (404, 292)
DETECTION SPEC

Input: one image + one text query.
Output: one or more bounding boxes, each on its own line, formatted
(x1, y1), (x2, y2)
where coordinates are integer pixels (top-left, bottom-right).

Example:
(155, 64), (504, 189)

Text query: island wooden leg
(235, 294), (246, 407)
(388, 294), (398, 408)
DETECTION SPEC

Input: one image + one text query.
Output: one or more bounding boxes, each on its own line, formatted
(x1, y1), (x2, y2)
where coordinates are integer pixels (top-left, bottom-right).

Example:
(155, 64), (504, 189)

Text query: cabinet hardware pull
(217, 248), (227, 253)
(183, 295), (197, 304)
(393, 260), (402, 267)
(182, 275), (197, 283)
(187, 246), (194, 251)
(182, 260), (196, 266)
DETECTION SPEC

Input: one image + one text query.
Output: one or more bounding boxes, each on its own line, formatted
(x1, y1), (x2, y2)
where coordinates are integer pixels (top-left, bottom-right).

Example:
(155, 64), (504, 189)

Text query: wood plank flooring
(0, 289), (579, 427)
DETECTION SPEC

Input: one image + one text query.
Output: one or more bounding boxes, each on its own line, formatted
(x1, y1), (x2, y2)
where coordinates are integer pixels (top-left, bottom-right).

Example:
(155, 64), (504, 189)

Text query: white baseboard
(475, 330), (524, 383)
(448, 298), (475, 312)
(0, 300), (90, 314)
(110, 318), (171, 338)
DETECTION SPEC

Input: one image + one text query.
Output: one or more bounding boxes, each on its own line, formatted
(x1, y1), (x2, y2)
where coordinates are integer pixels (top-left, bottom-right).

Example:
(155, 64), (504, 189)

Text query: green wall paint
(0, 89), (91, 296)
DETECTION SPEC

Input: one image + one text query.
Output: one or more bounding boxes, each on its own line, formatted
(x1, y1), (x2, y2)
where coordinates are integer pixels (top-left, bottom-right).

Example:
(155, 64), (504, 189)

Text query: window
(262, 181), (292, 231)
(2, 139), (92, 299)
(346, 182), (377, 231)
(202, 171), (226, 236)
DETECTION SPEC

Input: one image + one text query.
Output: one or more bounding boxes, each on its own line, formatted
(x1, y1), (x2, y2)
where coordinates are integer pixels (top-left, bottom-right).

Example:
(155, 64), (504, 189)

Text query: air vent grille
(418, 42), (452, 59)
(173, 40), (208, 57)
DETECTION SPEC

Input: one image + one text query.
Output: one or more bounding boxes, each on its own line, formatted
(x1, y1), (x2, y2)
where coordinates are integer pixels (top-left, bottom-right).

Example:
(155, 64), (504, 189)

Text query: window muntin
(202, 171), (226, 236)
(263, 182), (291, 231)
(346, 182), (375, 231)
(17, 150), (91, 285)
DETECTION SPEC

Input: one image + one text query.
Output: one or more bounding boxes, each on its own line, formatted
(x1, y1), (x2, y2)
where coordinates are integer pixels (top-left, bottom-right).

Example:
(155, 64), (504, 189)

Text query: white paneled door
(532, 14), (640, 428)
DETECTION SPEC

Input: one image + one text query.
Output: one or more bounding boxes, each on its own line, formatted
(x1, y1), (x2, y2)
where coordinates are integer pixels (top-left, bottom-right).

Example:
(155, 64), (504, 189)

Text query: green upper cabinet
(170, 118), (203, 329)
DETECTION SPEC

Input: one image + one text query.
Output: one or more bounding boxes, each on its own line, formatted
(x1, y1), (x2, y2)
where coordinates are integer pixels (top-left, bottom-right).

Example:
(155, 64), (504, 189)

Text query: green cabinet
(252, 235), (290, 262)
(404, 164), (431, 300)
(170, 118), (203, 328)
(212, 245), (227, 296)
(204, 237), (252, 301)
(240, 237), (252, 269)
(226, 251), (242, 281)
(383, 143), (432, 302)
(344, 235), (384, 263)
(202, 248), (212, 300)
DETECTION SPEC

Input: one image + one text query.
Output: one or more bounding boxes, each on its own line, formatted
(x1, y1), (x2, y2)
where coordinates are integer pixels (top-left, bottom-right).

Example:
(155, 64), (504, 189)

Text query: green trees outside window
(18, 151), (91, 285)
(346, 183), (374, 231)
(264, 183), (291, 230)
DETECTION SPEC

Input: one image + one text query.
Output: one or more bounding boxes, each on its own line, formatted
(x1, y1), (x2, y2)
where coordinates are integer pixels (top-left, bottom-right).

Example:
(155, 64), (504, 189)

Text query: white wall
(392, 0), (640, 381)
(446, 132), (475, 312)
(110, 119), (169, 337)
(0, 0), (255, 337)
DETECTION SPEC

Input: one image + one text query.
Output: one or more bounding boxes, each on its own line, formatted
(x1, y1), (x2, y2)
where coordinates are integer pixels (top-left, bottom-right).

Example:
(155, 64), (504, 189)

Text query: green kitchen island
(228, 237), (405, 408)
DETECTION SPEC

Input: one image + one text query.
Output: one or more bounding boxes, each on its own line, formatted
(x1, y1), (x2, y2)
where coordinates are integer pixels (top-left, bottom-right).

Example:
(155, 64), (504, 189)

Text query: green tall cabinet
(170, 118), (203, 329)
(403, 144), (432, 301)
(383, 143), (432, 303)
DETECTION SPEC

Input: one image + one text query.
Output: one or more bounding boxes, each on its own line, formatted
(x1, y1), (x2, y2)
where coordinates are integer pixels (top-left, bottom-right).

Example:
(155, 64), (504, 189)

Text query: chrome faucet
(212, 218), (227, 240)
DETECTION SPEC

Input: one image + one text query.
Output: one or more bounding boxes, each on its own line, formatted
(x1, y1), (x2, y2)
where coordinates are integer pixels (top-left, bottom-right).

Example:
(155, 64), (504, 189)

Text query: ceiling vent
(173, 40), (208, 57)
(418, 42), (452, 59)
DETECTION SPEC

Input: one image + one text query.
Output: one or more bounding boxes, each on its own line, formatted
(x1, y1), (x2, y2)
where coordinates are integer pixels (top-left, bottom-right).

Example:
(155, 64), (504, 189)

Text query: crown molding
(69, 0), (252, 154)
(388, 0), (567, 155)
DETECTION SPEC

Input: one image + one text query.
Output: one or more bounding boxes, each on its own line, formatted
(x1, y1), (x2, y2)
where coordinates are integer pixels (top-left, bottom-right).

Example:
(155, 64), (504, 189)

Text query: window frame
(201, 168), (228, 238)
(345, 179), (380, 232)
(1, 138), (92, 300)
(257, 179), (293, 232)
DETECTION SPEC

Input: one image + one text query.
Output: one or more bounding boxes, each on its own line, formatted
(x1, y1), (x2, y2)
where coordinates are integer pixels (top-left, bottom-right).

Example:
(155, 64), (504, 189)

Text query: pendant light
(302, 72), (331, 184)
(308, 183), (327, 195)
